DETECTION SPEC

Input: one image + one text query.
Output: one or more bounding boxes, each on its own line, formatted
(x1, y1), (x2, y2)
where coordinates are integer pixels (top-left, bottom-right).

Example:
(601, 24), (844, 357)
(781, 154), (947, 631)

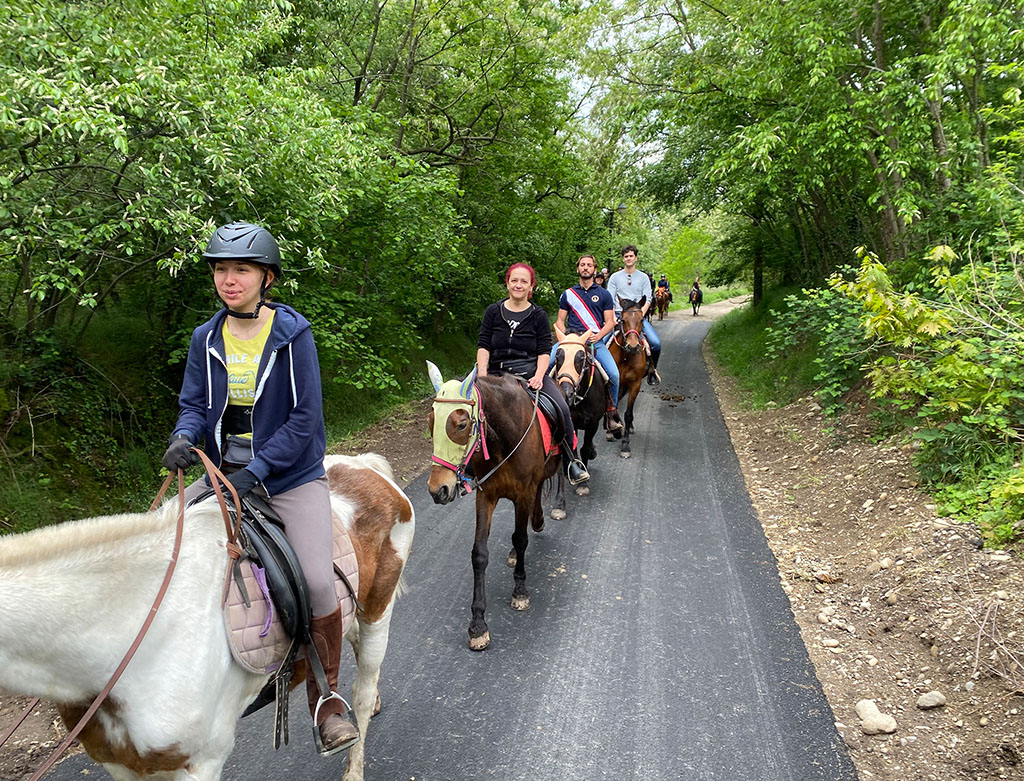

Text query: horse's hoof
(620, 450), (631, 459)
(605, 431), (615, 442)
(575, 484), (590, 496)
(532, 518), (545, 532)
(468, 631), (491, 651)
(550, 508), (567, 520)
(510, 595), (530, 611)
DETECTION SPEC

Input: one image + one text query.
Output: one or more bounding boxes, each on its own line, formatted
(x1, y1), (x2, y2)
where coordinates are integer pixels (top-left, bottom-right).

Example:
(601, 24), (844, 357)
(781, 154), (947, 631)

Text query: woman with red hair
(475, 263), (589, 484)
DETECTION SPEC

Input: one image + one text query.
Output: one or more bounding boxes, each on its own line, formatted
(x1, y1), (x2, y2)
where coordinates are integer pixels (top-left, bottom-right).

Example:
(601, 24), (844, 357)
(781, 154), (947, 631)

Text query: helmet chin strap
(224, 270), (269, 320)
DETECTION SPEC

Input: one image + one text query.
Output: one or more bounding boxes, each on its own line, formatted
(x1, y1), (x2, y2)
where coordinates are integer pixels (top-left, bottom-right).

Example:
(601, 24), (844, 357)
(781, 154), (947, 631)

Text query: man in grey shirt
(606, 245), (661, 384)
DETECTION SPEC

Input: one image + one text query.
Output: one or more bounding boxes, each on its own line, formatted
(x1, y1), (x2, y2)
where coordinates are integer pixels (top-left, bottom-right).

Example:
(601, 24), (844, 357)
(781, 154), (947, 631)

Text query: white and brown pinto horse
(0, 453), (413, 781)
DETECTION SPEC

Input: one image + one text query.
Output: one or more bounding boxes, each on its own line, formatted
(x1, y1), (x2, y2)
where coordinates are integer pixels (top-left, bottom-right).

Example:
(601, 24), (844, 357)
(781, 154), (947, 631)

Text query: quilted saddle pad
(223, 512), (359, 674)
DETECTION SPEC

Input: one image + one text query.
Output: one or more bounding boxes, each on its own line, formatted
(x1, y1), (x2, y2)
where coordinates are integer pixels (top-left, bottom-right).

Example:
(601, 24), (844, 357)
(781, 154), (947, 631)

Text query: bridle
(1, 454), (245, 780)
(554, 342), (596, 406)
(430, 381), (540, 493)
(430, 387), (489, 495)
(613, 311), (643, 354)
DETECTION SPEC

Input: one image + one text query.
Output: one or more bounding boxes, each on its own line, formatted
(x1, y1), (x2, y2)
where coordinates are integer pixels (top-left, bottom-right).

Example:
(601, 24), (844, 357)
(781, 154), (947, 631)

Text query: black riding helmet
(203, 222), (283, 319)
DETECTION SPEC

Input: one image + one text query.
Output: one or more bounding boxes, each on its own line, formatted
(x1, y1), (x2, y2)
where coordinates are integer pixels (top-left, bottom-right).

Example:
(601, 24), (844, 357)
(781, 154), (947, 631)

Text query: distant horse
(608, 297), (648, 458)
(689, 286), (703, 315)
(655, 286), (671, 320)
(549, 336), (608, 519)
(426, 365), (560, 651)
(0, 454), (413, 781)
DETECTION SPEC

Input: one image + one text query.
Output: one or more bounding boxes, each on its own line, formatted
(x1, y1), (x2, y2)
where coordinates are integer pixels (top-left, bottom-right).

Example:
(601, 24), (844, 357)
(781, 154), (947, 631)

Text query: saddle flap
(240, 515), (311, 641)
(224, 513), (360, 676)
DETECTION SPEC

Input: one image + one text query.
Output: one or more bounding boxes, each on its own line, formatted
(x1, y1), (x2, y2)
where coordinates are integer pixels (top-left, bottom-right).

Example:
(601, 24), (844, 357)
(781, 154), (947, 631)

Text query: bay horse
(0, 453), (413, 781)
(549, 336), (606, 519)
(608, 297), (648, 458)
(425, 364), (559, 651)
(655, 286), (670, 320)
(689, 286), (703, 315)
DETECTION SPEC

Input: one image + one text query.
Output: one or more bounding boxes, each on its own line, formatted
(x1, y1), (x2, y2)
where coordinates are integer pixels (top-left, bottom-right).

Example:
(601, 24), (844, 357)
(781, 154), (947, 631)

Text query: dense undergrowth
(0, 311), (475, 532)
(708, 252), (1024, 549)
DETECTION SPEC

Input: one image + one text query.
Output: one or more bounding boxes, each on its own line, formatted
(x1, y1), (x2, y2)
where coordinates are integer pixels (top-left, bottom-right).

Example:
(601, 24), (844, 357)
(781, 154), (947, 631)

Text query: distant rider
(657, 274), (672, 303)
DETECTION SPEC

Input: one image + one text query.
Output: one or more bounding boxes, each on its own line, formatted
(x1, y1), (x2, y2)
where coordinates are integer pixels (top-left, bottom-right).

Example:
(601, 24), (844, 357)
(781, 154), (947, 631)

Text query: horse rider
(550, 254), (624, 433)
(161, 222), (359, 756)
(597, 267), (609, 288)
(606, 245), (662, 384)
(690, 277), (703, 314)
(476, 262), (590, 485)
(657, 273), (673, 302)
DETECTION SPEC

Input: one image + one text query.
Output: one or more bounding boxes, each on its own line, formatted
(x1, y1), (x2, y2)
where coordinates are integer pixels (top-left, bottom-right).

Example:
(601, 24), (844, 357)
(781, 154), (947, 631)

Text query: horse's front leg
(549, 467), (567, 521)
(343, 610), (393, 781)
(576, 419), (599, 496)
(509, 498), (531, 611)
(469, 492), (496, 651)
(621, 381), (640, 458)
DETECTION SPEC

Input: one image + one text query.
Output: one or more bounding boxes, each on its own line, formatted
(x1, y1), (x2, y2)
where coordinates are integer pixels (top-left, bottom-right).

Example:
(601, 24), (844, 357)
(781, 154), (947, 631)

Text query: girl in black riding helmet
(161, 222), (358, 756)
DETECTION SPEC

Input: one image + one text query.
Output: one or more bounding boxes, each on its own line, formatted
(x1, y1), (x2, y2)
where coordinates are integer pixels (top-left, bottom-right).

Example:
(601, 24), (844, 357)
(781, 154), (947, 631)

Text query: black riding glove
(225, 468), (259, 499)
(162, 435), (199, 471)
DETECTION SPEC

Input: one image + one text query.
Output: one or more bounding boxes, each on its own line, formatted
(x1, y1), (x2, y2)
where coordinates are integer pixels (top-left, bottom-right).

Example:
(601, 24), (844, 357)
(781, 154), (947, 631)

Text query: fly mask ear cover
(430, 376), (481, 469)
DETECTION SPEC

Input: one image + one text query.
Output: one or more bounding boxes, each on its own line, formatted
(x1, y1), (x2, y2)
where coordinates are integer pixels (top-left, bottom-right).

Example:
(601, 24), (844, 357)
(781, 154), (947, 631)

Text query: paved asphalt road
(49, 313), (857, 781)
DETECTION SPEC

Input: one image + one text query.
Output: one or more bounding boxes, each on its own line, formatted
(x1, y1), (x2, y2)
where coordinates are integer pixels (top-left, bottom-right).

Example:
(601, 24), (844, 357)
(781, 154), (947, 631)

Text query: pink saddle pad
(223, 513), (359, 674)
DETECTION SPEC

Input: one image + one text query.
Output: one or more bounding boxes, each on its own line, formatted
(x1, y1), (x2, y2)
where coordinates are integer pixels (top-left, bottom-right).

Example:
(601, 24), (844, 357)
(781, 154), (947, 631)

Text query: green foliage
(706, 288), (820, 408)
(834, 246), (1024, 544)
(0, 0), (614, 530)
(764, 285), (876, 415)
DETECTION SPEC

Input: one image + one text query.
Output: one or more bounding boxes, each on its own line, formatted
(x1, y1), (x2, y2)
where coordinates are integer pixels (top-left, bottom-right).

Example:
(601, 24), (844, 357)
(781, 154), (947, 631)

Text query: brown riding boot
(605, 406), (623, 432)
(305, 607), (359, 756)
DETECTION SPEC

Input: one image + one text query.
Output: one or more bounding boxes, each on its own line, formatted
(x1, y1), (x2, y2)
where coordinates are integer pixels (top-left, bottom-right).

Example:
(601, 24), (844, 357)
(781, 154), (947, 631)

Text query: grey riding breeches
(183, 474), (338, 618)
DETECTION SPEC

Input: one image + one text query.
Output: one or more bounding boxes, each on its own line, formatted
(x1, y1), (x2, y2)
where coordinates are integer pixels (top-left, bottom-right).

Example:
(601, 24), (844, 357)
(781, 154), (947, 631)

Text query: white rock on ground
(916, 691), (947, 710)
(855, 699), (898, 735)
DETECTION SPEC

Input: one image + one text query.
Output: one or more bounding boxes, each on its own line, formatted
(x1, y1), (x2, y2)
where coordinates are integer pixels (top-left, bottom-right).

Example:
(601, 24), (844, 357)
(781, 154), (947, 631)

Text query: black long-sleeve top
(477, 301), (552, 362)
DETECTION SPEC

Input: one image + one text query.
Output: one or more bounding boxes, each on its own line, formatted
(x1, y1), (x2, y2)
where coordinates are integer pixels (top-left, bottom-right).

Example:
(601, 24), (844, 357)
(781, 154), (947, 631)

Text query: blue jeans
(549, 340), (620, 407)
(642, 319), (661, 366)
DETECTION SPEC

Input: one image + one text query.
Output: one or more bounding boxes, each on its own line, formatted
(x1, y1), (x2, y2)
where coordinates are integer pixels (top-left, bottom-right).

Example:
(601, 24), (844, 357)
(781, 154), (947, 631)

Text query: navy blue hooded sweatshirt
(171, 303), (326, 496)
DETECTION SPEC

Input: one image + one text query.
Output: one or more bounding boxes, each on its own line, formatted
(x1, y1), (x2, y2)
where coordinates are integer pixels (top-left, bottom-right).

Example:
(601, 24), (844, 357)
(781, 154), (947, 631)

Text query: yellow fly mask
(427, 363), (488, 494)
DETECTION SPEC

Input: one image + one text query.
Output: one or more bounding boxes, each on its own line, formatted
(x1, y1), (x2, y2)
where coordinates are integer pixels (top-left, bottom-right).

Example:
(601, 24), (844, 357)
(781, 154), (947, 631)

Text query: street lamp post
(603, 202), (628, 234)
(602, 203), (627, 270)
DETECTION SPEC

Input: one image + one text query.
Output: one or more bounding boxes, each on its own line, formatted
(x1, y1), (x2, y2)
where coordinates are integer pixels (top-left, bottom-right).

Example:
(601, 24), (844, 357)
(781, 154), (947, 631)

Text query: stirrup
(567, 460), (590, 485)
(312, 692), (359, 756)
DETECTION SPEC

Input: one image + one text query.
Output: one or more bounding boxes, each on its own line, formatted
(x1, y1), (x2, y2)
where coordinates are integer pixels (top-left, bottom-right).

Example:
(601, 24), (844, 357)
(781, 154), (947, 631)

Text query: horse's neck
(478, 378), (529, 456)
(0, 505), (224, 702)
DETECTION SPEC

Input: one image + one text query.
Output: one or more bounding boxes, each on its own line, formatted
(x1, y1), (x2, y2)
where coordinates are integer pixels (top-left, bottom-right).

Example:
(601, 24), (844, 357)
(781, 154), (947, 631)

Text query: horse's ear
(426, 361), (444, 393)
(460, 366), (477, 398)
(638, 295), (647, 308)
(617, 295), (626, 309)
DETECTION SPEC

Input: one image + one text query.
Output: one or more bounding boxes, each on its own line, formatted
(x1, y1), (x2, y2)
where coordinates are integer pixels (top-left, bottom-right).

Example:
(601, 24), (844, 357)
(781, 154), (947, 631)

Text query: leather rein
(1, 451), (242, 780)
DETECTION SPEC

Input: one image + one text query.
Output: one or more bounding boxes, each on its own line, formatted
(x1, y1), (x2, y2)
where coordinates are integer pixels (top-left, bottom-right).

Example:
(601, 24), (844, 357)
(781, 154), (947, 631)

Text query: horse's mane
(0, 497), (223, 569)
(476, 374), (537, 444)
(324, 452), (394, 481)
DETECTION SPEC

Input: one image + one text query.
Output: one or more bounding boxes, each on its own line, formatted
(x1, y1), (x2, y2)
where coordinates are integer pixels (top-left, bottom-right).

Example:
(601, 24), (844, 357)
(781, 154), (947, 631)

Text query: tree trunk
(752, 230), (764, 308)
